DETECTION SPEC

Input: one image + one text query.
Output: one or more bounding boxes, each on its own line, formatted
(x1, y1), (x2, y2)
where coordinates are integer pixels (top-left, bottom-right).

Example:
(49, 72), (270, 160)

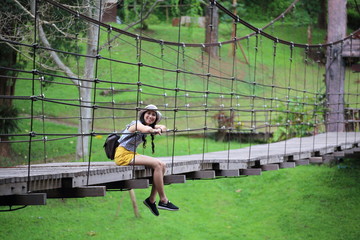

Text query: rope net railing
(0, 0), (359, 180)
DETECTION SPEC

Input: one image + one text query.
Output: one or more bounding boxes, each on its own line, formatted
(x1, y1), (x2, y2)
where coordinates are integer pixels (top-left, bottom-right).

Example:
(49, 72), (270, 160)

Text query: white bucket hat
(138, 104), (162, 124)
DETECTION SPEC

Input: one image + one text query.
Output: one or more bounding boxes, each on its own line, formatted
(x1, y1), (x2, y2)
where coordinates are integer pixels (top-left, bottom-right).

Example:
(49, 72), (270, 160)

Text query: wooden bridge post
(325, 0), (347, 132)
(129, 189), (140, 218)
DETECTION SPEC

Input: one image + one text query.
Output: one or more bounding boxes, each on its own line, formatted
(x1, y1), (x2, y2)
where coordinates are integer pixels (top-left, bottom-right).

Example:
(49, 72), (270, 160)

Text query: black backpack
(103, 133), (120, 160)
(103, 130), (135, 160)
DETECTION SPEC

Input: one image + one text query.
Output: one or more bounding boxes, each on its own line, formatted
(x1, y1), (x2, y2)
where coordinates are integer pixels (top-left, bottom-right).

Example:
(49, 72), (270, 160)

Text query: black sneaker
(158, 200), (179, 211)
(143, 197), (159, 216)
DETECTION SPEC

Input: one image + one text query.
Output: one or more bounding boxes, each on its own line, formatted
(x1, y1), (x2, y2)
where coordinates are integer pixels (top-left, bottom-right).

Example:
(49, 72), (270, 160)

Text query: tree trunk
(0, 32), (18, 159)
(307, 24), (312, 45)
(76, 0), (101, 160)
(325, 0), (347, 132)
(318, 0), (327, 29)
(0, 70), (16, 107)
(205, 2), (218, 58)
(76, 87), (93, 160)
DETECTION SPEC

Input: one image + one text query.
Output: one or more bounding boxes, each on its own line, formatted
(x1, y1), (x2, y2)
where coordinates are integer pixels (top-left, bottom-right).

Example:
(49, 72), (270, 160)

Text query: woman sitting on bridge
(114, 104), (179, 216)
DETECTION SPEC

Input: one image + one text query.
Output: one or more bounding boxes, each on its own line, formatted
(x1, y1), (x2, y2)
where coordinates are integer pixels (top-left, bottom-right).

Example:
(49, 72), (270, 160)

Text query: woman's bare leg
(132, 154), (167, 203)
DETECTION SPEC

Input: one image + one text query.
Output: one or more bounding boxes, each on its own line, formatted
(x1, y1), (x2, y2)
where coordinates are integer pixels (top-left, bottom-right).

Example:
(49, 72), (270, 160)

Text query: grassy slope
(1, 159), (359, 240)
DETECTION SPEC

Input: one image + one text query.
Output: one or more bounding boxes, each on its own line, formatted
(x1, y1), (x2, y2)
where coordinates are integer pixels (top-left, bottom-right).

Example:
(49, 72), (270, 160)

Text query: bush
(348, 8), (360, 30)
(271, 96), (325, 142)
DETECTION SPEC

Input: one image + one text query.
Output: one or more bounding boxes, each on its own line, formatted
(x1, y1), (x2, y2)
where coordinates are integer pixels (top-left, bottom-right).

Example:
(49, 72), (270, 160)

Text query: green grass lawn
(1, 158), (359, 240)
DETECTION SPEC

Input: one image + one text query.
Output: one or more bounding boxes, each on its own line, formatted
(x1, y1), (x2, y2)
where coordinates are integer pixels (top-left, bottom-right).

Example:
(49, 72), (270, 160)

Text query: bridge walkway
(1, 132), (359, 206)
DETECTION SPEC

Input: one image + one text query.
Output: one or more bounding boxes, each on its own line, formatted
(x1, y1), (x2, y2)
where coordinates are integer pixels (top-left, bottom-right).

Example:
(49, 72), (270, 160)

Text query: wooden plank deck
(1, 132), (360, 203)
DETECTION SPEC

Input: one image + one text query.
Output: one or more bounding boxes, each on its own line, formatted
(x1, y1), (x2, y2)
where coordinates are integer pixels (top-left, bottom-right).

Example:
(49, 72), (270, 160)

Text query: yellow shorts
(114, 146), (139, 166)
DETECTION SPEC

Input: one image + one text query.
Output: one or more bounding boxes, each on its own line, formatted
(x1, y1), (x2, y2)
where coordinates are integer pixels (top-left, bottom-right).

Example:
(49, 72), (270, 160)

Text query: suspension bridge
(1, 132), (360, 206)
(0, 0), (359, 207)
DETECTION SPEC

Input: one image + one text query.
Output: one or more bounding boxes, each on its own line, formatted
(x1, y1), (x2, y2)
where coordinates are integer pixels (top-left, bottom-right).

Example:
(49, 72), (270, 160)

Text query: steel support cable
(0, 37), (35, 48)
(2, 136), (76, 144)
(1, 39), (327, 98)
(218, 43), (229, 153)
(0, 95), (137, 106)
(259, 33), (268, 144)
(218, 42), (224, 112)
(245, 36), (252, 144)
(266, 40), (278, 163)
(284, 44), (294, 157)
(324, 44), (334, 149)
(74, 1), (84, 221)
(10, 0), (358, 172)
(306, 48), (319, 137)
(170, 7), (183, 175)
(0, 75), (32, 81)
(133, 0), (148, 179)
(35, 0), (310, 101)
(39, 75), (48, 163)
(0, 206), (28, 212)
(247, 31), (260, 161)
(86, 0), (103, 186)
(74, 12), (86, 164)
(0, 37), (98, 59)
(2, 57), (328, 153)
(36, 79), (134, 92)
(307, 49), (321, 149)
(138, 71), (324, 96)
(26, 0), (39, 194)
(201, 2), (216, 168)
(108, 36), (266, 95)
(227, 20), (238, 169)
(33, 73), (140, 89)
(353, 37), (360, 140)
(0, 126), (269, 140)
(337, 41), (345, 146)
(103, 32), (226, 87)
(199, 45), (208, 161)
(3, 93), (319, 115)
(109, 35), (234, 92)
(102, 0), (300, 54)
(0, 114), (133, 121)
(159, 41), (170, 156)
(106, 26), (117, 132)
(0, 66), (34, 74)
(293, 46), (301, 150)
(25, 52), (262, 96)
(2, 131), (152, 138)
(3, 26), (230, 93)
(344, 38), (353, 146)
(298, 46), (309, 155)
(213, 0), (360, 48)
(4, 35), (232, 86)
(311, 46), (323, 153)
(181, 45), (192, 155)
(42, 0), (360, 49)
(2, 5), (358, 123)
